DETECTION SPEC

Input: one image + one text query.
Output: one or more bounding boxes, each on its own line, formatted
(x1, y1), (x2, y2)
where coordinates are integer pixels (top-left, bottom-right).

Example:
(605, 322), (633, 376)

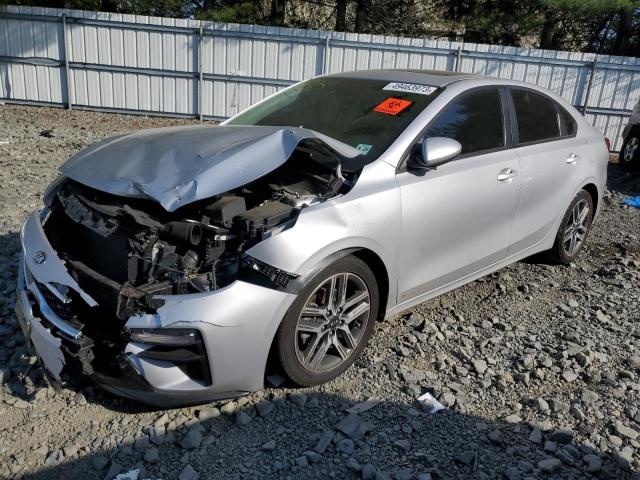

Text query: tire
(544, 190), (594, 265)
(620, 130), (640, 170)
(276, 255), (379, 386)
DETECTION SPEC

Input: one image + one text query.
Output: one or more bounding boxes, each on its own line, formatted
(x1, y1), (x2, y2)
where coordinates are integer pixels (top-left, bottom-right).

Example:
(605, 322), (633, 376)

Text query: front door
(396, 87), (521, 304)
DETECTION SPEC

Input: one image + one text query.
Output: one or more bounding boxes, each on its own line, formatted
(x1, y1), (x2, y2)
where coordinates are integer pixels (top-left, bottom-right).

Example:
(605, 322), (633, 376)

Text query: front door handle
(497, 168), (519, 182)
(566, 153), (579, 164)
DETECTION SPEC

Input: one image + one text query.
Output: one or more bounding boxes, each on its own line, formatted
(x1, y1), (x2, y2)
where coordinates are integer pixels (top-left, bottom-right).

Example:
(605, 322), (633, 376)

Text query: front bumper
(17, 211), (298, 407)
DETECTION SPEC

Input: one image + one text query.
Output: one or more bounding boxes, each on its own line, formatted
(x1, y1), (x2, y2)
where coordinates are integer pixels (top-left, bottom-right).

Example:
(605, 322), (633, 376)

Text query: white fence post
(322, 33), (331, 74)
(455, 46), (462, 72)
(581, 59), (598, 115)
(198, 24), (204, 121)
(61, 14), (72, 110)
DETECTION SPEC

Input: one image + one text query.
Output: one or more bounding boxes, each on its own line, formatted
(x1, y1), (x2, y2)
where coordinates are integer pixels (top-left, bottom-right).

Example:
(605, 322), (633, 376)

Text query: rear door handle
(566, 153), (579, 164)
(497, 168), (519, 182)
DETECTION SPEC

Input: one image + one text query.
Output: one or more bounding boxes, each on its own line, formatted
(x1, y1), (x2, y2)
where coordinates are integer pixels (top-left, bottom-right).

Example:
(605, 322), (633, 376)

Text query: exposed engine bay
(42, 147), (359, 328)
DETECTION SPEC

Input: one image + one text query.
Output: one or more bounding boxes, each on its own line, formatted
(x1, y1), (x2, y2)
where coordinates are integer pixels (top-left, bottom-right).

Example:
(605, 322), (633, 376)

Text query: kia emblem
(33, 251), (47, 264)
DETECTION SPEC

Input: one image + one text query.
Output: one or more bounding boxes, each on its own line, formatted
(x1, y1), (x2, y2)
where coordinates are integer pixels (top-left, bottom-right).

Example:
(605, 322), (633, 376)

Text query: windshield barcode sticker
(356, 143), (372, 154)
(383, 82), (437, 96)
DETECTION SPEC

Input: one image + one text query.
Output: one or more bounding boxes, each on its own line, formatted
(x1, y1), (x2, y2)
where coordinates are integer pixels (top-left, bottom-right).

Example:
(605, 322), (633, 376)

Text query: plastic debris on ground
(113, 469), (140, 480)
(416, 392), (447, 414)
(346, 397), (381, 413)
(112, 469), (162, 480)
(623, 196), (640, 208)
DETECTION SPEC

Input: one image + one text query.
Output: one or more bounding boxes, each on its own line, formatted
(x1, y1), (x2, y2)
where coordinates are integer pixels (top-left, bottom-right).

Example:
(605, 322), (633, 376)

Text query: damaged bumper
(17, 211), (298, 407)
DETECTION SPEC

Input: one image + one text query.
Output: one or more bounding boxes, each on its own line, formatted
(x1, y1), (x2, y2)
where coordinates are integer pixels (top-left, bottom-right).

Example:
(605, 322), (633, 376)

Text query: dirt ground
(0, 104), (639, 480)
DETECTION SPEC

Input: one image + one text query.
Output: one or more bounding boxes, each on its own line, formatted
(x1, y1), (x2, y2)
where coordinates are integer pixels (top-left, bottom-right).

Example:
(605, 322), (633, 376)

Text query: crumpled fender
(245, 160), (401, 308)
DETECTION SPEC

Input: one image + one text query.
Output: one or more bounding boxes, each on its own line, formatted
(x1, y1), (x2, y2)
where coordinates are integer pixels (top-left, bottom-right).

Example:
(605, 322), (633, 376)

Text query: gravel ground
(0, 104), (639, 480)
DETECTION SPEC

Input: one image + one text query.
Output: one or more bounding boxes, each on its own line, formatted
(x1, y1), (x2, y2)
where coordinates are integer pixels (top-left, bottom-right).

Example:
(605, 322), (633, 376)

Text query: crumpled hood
(60, 125), (361, 212)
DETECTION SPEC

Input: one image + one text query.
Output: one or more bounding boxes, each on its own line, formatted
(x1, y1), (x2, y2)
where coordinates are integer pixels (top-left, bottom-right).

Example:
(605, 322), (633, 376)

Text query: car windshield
(227, 76), (441, 161)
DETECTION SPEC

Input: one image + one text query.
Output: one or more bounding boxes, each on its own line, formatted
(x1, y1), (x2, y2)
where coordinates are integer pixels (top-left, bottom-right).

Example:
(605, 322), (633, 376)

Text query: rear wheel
(544, 190), (594, 265)
(620, 131), (640, 169)
(276, 255), (378, 386)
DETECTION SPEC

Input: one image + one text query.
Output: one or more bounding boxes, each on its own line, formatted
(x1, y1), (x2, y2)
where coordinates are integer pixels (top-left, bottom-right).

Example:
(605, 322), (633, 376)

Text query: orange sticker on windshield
(373, 97), (412, 115)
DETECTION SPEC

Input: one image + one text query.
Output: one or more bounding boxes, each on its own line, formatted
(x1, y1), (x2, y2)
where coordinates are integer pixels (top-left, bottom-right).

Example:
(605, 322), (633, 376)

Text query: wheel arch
(351, 248), (390, 321)
(286, 247), (390, 321)
(581, 182), (599, 217)
(625, 124), (640, 138)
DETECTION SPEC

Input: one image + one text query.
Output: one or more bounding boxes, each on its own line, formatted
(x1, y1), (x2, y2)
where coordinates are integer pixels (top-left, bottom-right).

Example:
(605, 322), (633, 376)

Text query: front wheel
(276, 255), (379, 386)
(544, 190), (594, 265)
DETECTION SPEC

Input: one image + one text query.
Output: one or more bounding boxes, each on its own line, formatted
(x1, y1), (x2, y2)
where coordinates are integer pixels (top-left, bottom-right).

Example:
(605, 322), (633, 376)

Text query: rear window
(558, 105), (577, 136)
(511, 89), (560, 144)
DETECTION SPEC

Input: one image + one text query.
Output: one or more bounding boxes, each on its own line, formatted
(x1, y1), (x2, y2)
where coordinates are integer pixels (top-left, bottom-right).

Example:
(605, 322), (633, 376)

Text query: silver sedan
(16, 70), (608, 406)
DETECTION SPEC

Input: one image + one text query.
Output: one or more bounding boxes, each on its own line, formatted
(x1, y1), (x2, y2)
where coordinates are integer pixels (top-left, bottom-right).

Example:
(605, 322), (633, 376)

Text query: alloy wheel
(294, 272), (371, 374)
(623, 137), (639, 162)
(562, 199), (590, 257)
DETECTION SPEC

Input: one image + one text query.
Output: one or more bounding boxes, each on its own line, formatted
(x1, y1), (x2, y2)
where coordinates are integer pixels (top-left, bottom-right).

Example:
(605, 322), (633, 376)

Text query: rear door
(507, 88), (580, 253)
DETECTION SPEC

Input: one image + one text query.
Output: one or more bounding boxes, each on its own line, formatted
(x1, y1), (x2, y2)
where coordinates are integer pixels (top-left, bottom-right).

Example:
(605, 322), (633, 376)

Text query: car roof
(326, 69), (580, 113)
(328, 69), (482, 87)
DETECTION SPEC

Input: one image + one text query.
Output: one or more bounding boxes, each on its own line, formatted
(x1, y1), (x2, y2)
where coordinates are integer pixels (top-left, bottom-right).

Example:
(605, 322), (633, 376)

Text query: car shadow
(3, 250), (638, 479)
(10, 390), (640, 480)
(0, 230), (41, 404)
(607, 160), (640, 198)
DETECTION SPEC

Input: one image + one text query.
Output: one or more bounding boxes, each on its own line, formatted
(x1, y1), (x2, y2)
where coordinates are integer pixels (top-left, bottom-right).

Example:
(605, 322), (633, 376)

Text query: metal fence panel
(2, 4), (640, 149)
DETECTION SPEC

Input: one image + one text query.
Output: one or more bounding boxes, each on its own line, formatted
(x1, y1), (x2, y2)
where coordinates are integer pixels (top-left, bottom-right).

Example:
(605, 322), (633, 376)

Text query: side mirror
(408, 137), (462, 170)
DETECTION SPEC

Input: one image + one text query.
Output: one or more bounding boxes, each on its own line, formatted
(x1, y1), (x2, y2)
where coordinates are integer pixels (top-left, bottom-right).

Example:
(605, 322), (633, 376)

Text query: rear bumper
(17, 211), (298, 407)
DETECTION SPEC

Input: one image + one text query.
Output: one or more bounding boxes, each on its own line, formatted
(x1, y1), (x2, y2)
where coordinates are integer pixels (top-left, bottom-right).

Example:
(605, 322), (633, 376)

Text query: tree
(11, 0), (640, 57)
(354, 0), (369, 33)
(12, 0), (198, 17)
(538, 0), (639, 54)
(431, 0), (640, 56)
(539, 8), (561, 50)
(198, 0), (261, 24)
(270, 0), (285, 25)
(335, 0), (347, 31)
(612, 8), (634, 54)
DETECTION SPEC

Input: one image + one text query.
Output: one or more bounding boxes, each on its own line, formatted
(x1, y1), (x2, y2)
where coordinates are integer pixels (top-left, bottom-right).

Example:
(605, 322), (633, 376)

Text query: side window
(425, 89), (504, 155)
(511, 89), (560, 144)
(558, 105), (577, 136)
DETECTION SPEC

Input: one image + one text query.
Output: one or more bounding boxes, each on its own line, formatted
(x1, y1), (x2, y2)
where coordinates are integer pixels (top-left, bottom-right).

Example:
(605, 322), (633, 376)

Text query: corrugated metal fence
(2, 5), (640, 150)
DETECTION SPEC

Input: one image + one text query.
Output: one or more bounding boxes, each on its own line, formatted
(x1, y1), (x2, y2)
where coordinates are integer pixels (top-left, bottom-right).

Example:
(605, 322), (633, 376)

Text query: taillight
(604, 137), (611, 151)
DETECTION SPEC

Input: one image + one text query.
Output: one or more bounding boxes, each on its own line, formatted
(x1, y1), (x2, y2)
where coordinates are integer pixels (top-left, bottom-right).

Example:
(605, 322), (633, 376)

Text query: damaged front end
(16, 126), (362, 405)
